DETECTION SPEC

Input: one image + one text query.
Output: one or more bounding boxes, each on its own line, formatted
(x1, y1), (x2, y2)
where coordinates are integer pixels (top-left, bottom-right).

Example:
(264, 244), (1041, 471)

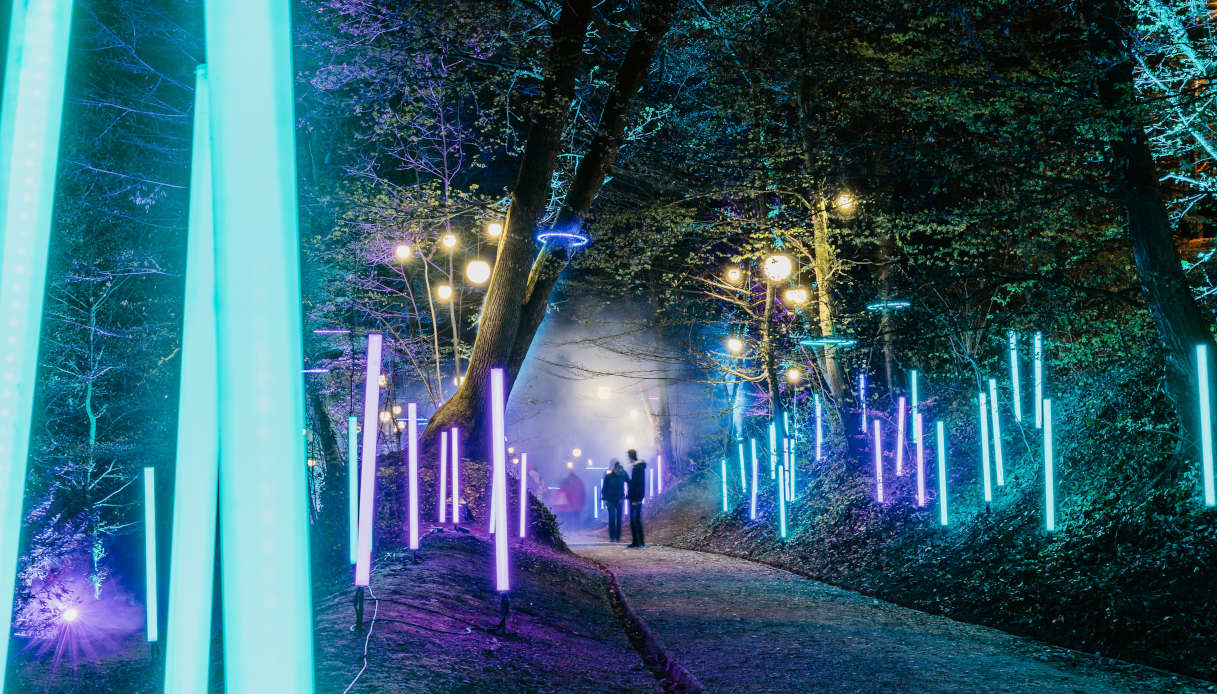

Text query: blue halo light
(535, 229), (589, 248)
(865, 300), (911, 312)
(800, 336), (858, 348)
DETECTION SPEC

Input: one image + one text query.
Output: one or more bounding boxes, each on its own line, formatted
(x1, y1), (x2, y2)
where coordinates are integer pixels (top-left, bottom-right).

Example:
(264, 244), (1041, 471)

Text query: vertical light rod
(490, 369), (509, 591)
(439, 430), (448, 524)
(1044, 398), (1056, 532)
(519, 453), (528, 537)
(451, 427), (460, 524)
(348, 417), (359, 562)
(721, 459), (728, 512)
(165, 64), (219, 694)
(1033, 332), (1043, 429)
(657, 454), (663, 494)
(737, 440), (746, 493)
(407, 403), (419, 550)
(0, 0), (75, 680)
(914, 413), (925, 507)
(749, 439), (758, 520)
(144, 467), (158, 642)
(896, 396), (906, 476)
(1009, 332), (1022, 422)
(910, 370), (920, 444)
(988, 379), (1005, 486)
(206, 0), (317, 684)
(814, 394), (823, 461)
(354, 334), (382, 586)
(768, 422), (777, 479)
(1198, 344), (1215, 506)
(777, 465), (787, 538)
(979, 391), (992, 503)
(860, 372), (868, 432)
(592, 484), (599, 520)
(936, 421), (948, 525)
(873, 420), (883, 503)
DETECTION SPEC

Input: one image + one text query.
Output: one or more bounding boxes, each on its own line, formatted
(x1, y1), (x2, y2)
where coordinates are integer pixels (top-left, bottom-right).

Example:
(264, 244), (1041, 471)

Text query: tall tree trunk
(761, 284), (788, 443)
(420, 0), (595, 456)
(1086, 0), (1215, 462)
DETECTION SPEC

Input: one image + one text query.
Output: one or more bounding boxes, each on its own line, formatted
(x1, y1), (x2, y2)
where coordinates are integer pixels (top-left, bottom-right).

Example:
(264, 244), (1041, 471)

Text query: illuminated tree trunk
(1087, 0), (1217, 462)
(761, 283), (788, 443)
(422, 0), (676, 458)
(809, 190), (850, 403)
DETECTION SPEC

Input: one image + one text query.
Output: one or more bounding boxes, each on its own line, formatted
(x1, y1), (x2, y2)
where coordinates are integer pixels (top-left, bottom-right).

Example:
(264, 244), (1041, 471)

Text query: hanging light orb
(378, 374), (388, 388)
(394, 243), (412, 261)
(786, 366), (802, 383)
(783, 287), (809, 306)
(307, 458), (317, 467)
(566, 461), (574, 470)
(392, 404), (402, 415)
(726, 336), (744, 354)
(378, 411), (392, 423)
(465, 259), (492, 285)
(487, 222), (503, 237)
(572, 447), (583, 458)
(763, 254), (793, 282)
(835, 192), (855, 212)
(61, 607), (79, 623)
(441, 233), (457, 249)
(725, 267), (743, 283)
(437, 284), (453, 300)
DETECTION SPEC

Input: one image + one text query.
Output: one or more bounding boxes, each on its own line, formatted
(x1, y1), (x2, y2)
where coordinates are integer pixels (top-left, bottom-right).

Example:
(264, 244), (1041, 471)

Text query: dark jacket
(602, 470), (627, 503)
(627, 461), (647, 502)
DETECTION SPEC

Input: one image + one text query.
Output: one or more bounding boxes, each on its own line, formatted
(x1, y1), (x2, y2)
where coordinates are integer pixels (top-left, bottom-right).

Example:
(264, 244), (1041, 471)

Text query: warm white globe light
(572, 448), (583, 458)
(726, 267), (742, 283)
(441, 233), (457, 249)
(836, 192), (855, 211)
(487, 222), (503, 237)
(763, 254), (793, 282)
(394, 243), (412, 261)
(727, 337), (744, 354)
(437, 284), (453, 300)
(783, 287), (809, 305)
(465, 259), (492, 285)
(786, 366), (802, 383)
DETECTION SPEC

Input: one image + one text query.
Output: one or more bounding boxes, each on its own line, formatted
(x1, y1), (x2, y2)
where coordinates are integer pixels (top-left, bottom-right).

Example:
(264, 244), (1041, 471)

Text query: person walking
(626, 450), (647, 548)
(602, 460), (628, 542)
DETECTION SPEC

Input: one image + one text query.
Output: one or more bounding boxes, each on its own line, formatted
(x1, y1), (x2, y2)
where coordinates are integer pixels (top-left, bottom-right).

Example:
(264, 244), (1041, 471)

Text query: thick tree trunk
(761, 284), (788, 443)
(420, 0), (594, 456)
(1087, 0), (1215, 461)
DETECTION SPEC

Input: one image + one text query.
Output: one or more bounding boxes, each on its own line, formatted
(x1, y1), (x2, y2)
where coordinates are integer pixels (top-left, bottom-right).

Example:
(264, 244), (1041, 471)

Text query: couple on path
(602, 450), (647, 548)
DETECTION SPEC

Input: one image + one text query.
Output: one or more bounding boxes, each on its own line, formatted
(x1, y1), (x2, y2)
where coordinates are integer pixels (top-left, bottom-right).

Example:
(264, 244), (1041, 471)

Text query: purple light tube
(896, 396), (906, 475)
(873, 420), (883, 503)
(749, 438), (758, 520)
(354, 333), (383, 587)
(451, 427), (460, 525)
(657, 454), (663, 494)
(519, 453), (528, 538)
(439, 430), (448, 523)
(407, 403), (419, 550)
(914, 413), (926, 506)
(490, 368), (509, 592)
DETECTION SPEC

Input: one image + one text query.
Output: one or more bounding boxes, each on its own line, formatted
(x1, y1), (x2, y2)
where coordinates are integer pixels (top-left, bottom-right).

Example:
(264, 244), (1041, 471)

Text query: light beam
(737, 440), (746, 493)
(519, 453), (528, 537)
(407, 403), (419, 550)
(1009, 332), (1022, 422)
(979, 391), (992, 504)
(439, 430), (448, 524)
(873, 420), (883, 502)
(896, 396), (906, 476)
(749, 438), (758, 520)
(1034, 332), (1043, 429)
(451, 427), (460, 524)
(914, 413), (925, 507)
(721, 459), (728, 512)
(815, 394), (823, 461)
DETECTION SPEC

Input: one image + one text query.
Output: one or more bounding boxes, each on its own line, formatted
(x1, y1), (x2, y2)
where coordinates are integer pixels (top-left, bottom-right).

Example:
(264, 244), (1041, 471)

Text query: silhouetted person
(602, 460), (628, 542)
(626, 450), (646, 548)
(558, 470), (586, 528)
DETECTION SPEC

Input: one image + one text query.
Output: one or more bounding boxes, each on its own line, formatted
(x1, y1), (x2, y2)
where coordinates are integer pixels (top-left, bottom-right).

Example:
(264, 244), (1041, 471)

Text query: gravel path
(572, 538), (1213, 694)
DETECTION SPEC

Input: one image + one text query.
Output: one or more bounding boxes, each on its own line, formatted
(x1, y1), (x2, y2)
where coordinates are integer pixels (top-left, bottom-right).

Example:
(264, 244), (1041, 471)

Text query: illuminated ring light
(800, 336), (857, 348)
(535, 229), (590, 248)
(865, 300), (911, 312)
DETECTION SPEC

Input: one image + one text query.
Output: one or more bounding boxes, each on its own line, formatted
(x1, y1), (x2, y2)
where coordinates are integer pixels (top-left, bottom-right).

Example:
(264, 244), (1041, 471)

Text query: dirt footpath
(573, 539), (1214, 694)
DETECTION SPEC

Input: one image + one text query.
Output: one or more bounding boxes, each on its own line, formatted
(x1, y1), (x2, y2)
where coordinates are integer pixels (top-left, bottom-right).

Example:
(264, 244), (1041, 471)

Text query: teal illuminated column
(204, 0), (316, 690)
(0, 1), (74, 684)
(165, 65), (218, 694)
(1198, 345), (1215, 506)
(144, 467), (159, 642)
(1043, 399), (1056, 532)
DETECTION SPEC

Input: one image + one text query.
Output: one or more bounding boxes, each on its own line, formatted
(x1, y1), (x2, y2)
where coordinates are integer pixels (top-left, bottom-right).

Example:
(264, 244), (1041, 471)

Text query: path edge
(586, 555), (706, 694)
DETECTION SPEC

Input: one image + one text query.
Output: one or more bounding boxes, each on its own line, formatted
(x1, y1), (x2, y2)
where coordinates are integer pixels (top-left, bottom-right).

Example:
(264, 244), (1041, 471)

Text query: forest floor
(572, 535), (1215, 693)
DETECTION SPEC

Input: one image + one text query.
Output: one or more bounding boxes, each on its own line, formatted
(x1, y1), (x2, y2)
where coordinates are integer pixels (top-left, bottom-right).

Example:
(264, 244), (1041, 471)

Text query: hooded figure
(626, 449), (647, 548)
(602, 460), (628, 542)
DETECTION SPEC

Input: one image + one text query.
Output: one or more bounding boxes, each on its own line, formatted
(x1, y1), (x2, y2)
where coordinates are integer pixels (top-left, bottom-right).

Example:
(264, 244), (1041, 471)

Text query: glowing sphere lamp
(1198, 345), (1216, 506)
(441, 233), (457, 249)
(835, 191), (855, 211)
(763, 254), (793, 282)
(786, 366), (802, 383)
(726, 336), (744, 354)
(726, 266), (742, 283)
(783, 287), (809, 306)
(487, 221), (503, 237)
(466, 259), (492, 285)
(437, 284), (453, 301)
(394, 243), (411, 261)
(0, 0), (75, 679)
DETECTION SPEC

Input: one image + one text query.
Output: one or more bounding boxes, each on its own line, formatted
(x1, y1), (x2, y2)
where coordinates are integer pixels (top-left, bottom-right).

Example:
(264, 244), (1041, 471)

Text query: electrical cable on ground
(343, 584), (379, 694)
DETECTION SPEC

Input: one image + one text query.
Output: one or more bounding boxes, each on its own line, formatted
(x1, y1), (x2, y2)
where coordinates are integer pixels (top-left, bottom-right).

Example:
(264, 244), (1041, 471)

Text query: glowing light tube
(914, 413), (925, 507)
(769, 422), (777, 479)
(1034, 332), (1043, 429)
(490, 369), (509, 591)
(784, 437), (793, 498)
(354, 334), (383, 587)
(439, 430), (448, 524)
(815, 394), (823, 461)
(519, 453), (528, 537)
(721, 459), (728, 512)
(593, 484), (599, 520)
(1044, 399), (1056, 532)
(873, 420), (883, 502)
(737, 441), (746, 493)
(1009, 332), (1022, 422)
(749, 439), (758, 520)
(451, 427), (460, 523)
(648, 468), (655, 498)
(407, 403), (419, 550)
(0, 0), (75, 678)
(860, 372), (867, 432)
(348, 417), (359, 563)
(777, 465), (787, 538)
(979, 391), (992, 503)
(165, 64), (219, 694)
(896, 396), (906, 476)
(206, 0), (316, 684)
(936, 421), (948, 525)
(988, 379), (1005, 486)
(1199, 345), (1215, 506)
(657, 454), (663, 494)
(910, 370), (919, 444)
(144, 467), (158, 642)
